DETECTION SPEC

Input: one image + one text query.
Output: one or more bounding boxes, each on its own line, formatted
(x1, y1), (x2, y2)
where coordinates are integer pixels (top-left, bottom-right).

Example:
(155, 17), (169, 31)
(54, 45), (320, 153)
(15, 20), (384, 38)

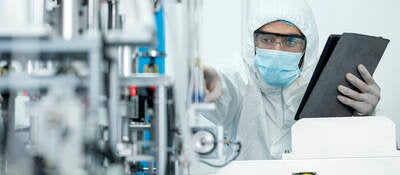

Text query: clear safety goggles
(254, 31), (306, 53)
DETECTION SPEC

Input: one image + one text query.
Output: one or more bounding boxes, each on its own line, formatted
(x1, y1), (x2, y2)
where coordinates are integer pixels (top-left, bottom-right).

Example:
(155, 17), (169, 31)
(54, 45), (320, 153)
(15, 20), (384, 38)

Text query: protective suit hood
(243, 0), (319, 113)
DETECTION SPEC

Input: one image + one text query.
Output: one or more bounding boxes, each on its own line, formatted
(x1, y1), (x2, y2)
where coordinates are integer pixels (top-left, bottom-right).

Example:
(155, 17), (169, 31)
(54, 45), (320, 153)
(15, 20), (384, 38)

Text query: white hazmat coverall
(202, 0), (319, 160)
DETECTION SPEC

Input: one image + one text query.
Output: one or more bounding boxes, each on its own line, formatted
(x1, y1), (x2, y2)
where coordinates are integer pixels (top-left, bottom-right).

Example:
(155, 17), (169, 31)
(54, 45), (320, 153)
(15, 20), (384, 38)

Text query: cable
(199, 142), (241, 168)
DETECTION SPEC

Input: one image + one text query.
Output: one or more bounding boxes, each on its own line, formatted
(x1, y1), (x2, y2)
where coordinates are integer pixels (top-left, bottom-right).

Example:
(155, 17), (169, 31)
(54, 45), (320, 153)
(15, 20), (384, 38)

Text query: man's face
(255, 21), (305, 67)
(254, 21), (305, 52)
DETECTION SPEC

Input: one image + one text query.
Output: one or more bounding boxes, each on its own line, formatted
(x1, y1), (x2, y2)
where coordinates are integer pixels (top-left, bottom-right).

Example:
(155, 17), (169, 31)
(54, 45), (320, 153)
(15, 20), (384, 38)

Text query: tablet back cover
(295, 33), (389, 119)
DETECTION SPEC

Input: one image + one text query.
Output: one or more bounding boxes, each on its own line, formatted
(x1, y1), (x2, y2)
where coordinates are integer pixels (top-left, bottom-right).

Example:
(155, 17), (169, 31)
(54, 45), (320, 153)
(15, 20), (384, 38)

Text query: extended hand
(203, 66), (223, 102)
(337, 64), (381, 116)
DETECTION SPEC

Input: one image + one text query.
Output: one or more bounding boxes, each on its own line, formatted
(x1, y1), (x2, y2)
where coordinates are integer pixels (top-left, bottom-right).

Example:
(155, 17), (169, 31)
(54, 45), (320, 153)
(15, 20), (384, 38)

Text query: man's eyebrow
(255, 31), (303, 37)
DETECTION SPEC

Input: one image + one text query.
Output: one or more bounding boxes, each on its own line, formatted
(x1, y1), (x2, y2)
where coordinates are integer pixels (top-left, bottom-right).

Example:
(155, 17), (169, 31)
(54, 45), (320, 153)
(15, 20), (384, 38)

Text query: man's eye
(286, 38), (298, 47)
(261, 38), (273, 43)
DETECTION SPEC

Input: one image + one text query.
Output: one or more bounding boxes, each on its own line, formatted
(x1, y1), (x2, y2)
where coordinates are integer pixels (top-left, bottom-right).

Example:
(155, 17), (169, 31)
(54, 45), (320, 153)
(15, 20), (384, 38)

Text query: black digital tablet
(295, 33), (389, 120)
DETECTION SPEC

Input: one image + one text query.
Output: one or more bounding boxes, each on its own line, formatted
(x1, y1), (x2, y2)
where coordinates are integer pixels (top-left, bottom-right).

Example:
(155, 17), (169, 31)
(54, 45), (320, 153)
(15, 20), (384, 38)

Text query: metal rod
(31, 0), (45, 26)
(108, 0), (119, 29)
(118, 75), (171, 87)
(156, 86), (167, 175)
(107, 0), (121, 154)
(61, 0), (79, 40)
(109, 56), (121, 153)
(89, 46), (102, 131)
(6, 92), (16, 164)
(118, 46), (133, 77)
(88, 0), (100, 31)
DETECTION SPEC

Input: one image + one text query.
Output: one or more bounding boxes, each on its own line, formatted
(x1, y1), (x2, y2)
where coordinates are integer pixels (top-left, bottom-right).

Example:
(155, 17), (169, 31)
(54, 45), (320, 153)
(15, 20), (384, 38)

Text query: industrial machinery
(0, 0), (237, 175)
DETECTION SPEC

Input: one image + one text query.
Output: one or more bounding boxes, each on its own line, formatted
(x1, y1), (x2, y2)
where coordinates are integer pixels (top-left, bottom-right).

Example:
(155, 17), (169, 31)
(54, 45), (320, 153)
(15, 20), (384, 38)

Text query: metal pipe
(107, 0), (121, 155)
(118, 46), (133, 77)
(31, 0), (45, 26)
(156, 86), (167, 175)
(89, 45), (102, 141)
(61, 0), (79, 40)
(88, 0), (100, 31)
(108, 0), (119, 29)
(108, 53), (121, 153)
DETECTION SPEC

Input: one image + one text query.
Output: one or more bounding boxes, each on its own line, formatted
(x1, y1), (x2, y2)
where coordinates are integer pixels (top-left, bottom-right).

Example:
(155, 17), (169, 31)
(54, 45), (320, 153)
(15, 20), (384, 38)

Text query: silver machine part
(126, 97), (139, 119)
(108, 0), (119, 30)
(31, 0), (45, 26)
(108, 50), (121, 151)
(118, 46), (134, 77)
(192, 130), (216, 155)
(0, 0), (48, 37)
(61, 0), (79, 40)
(190, 125), (224, 159)
(156, 86), (168, 175)
(0, 116), (3, 145)
(107, 0), (123, 154)
(88, 0), (100, 31)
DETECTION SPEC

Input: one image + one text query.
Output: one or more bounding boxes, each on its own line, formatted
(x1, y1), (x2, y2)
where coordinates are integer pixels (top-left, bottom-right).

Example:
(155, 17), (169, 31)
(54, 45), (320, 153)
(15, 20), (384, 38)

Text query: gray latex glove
(203, 66), (223, 102)
(337, 64), (381, 116)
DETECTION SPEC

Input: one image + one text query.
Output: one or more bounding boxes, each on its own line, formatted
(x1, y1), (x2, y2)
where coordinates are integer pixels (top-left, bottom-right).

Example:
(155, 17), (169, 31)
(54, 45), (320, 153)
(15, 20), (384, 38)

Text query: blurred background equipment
(0, 0), (234, 175)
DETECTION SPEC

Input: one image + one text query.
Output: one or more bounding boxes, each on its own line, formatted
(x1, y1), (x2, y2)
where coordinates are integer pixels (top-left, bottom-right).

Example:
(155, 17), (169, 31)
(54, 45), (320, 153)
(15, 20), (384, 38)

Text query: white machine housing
(216, 116), (400, 175)
(284, 116), (400, 159)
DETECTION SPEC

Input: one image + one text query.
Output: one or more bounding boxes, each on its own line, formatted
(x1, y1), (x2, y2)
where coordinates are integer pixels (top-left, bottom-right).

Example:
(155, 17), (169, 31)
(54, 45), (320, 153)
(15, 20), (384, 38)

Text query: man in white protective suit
(202, 0), (381, 160)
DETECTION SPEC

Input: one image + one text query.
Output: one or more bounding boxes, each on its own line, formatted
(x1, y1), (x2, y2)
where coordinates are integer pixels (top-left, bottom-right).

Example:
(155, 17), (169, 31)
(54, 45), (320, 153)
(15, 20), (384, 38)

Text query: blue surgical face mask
(253, 48), (303, 87)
